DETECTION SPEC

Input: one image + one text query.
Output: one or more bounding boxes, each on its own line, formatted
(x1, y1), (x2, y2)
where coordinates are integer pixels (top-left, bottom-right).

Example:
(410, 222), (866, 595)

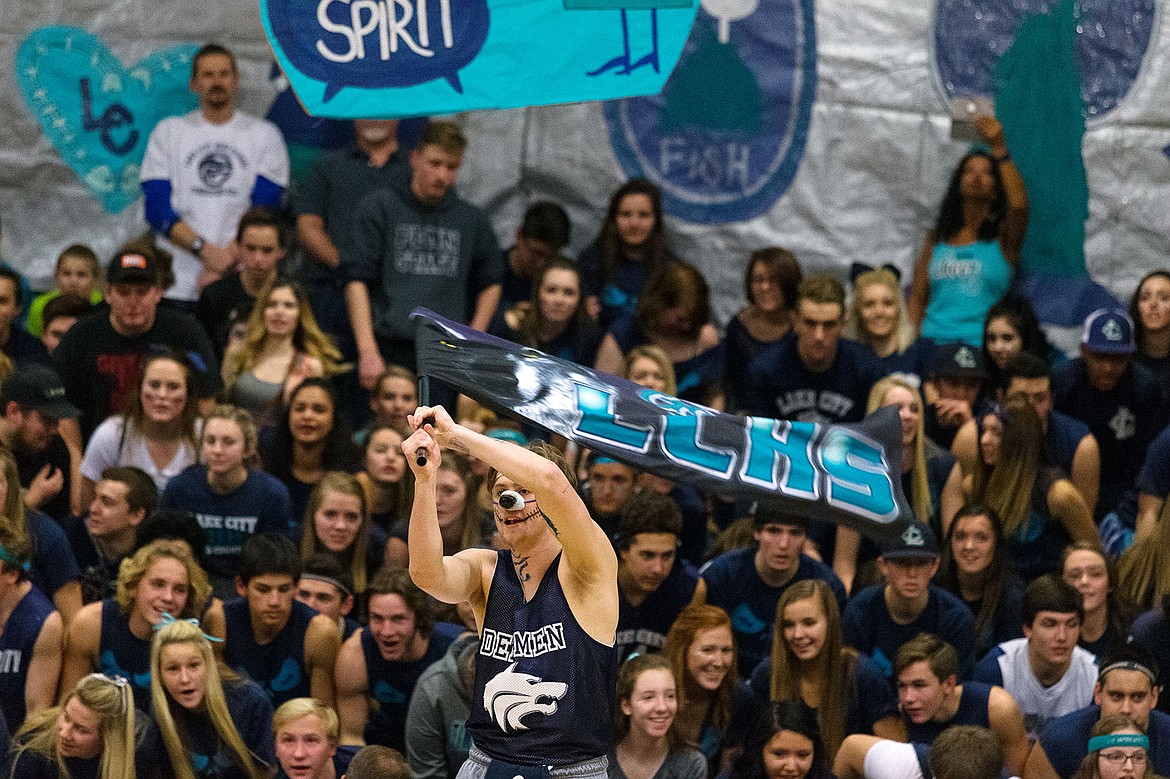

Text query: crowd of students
(0, 93), (1168, 778)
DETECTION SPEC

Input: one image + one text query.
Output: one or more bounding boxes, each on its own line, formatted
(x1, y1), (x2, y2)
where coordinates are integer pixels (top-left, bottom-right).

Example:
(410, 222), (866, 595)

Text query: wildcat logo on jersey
(483, 662), (568, 733)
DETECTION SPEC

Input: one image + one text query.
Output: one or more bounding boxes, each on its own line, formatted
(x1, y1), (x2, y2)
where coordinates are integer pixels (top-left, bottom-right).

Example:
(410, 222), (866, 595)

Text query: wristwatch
(190, 236), (205, 257)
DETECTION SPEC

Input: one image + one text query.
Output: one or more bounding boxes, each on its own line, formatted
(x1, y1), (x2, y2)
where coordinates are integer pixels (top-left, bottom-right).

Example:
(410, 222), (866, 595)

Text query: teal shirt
(920, 239), (1012, 346)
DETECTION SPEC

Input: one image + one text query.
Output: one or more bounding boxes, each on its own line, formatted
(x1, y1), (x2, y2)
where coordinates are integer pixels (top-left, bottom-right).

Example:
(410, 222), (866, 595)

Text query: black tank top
(469, 550), (617, 765)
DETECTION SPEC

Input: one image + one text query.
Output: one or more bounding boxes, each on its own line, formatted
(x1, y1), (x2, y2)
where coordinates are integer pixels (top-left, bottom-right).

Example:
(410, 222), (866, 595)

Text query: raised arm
(412, 405), (617, 585)
(402, 421), (494, 606)
(977, 116), (1028, 263)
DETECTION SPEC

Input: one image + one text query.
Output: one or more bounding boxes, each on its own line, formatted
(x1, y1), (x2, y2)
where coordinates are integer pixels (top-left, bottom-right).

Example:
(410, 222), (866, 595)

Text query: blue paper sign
(15, 28), (201, 213)
(603, 0), (817, 224)
(260, 0), (699, 118)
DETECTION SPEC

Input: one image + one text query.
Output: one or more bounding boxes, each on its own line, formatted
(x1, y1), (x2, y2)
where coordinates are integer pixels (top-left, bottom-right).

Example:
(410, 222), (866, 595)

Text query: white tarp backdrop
(2, 0), (1169, 327)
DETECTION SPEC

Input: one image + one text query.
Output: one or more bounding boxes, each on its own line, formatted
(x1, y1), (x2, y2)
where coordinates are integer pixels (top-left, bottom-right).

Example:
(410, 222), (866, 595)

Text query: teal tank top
(920, 240), (1012, 346)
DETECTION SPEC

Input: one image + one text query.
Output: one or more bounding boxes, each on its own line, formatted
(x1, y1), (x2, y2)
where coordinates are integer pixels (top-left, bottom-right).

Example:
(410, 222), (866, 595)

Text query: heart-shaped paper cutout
(15, 27), (201, 213)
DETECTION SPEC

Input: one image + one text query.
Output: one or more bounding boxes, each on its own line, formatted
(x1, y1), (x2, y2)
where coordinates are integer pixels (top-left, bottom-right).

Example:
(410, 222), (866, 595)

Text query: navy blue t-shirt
(873, 338), (935, 388)
(27, 509), (80, 601)
(223, 597), (316, 707)
(1039, 705), (1170, 779)
(1053, 359), (1167, 516)
(703, 548), (846, 678)
(1046, 410), (1091, 477)
(1137, 426), (1170, 500)
(469, 550), (618, 766)
(161, 465), (294, 579)
(616, 559), (699, 663)
(362, 622), (460, 751)
(842, 584), (977, 678)
(743, 333), (881, 424)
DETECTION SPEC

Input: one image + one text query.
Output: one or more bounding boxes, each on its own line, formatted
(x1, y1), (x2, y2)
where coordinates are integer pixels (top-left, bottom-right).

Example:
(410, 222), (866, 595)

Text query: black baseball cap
(880, 522), (940, 560)
(930, 343), (987, 380)
(106, 248), (161, 285)
(0, 365), (79, 419)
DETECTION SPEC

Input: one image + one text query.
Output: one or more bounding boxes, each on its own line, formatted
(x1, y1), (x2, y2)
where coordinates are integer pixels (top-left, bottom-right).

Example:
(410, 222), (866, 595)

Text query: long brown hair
(973, 397), (1044, 537)
(592, 179), (669, 285)
(613, 653), (685, 750)
(123, 352), (201, 452)
(768, 580), (855, 759)
(301, 472), (373, 593)
(662, 605), (737, 745)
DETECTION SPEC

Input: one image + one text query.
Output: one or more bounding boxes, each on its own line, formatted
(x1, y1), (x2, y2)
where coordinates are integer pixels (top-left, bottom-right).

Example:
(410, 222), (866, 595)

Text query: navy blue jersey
(1039, 705), (1170, 779)
(615, 560), (699, 663)
(905, 681), (991, 745)
(361, 622), (458, 751)
(223, 597), (315, 706)
(702, 548), (846, 678)
(843, 584), (976, 679)
(0, 587), (54, 731)
(469, 550), (617, 766)
(98, 599), (153, 712)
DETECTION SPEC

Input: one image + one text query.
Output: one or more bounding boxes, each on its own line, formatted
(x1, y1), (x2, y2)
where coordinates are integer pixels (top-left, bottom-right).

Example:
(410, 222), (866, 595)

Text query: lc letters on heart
(16, 27), (200, 213)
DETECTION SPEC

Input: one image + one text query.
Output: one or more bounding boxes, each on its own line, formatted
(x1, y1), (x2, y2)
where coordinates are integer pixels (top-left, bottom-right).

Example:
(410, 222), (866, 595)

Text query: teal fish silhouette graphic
(270, 657), (302, 693)
(99, 650), (151, 689)
(730, 603), (766, 636)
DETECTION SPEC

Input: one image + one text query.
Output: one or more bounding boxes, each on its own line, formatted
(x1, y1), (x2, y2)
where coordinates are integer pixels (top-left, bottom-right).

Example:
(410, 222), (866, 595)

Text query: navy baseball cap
(1081, 308), (1135, 355)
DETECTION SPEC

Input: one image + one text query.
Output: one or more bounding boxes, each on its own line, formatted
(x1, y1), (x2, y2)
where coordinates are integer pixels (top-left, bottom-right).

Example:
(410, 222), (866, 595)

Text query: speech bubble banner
(260, 0), (699, 118)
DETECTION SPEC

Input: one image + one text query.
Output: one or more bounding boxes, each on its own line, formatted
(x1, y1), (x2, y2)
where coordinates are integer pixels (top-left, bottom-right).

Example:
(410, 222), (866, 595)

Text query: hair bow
(153, 612), (224, 643)
(850, 262), (902, 284)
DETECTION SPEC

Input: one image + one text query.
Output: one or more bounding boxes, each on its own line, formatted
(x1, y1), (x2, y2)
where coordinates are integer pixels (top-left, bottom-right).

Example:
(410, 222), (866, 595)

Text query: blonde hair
(866, 375), (932, 522)
(151, 620), (265, 779)
(624, 345), (678, 396)
(273, 697), (339, 741)
(846, 269), (914, 352)
(116, 539), (211, 621)
(201, 404), (259, 463)
(224, 279), (348, 385)
(12, 673), (136, 779)
(301, 472), (373, 592)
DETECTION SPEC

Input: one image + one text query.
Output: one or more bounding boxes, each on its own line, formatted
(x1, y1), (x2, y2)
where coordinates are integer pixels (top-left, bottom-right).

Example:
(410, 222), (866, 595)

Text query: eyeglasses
(1099, 751), (1148, 766)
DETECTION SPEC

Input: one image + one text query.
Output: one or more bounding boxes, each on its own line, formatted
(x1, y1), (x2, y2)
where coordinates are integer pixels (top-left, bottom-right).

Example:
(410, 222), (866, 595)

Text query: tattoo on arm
(539, 511), (559, 537)
(511, 552), (531, 582)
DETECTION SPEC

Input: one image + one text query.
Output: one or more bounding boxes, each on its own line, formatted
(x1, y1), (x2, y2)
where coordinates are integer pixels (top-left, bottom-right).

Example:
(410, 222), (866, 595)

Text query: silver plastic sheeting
(2, 0), (1170, 321)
